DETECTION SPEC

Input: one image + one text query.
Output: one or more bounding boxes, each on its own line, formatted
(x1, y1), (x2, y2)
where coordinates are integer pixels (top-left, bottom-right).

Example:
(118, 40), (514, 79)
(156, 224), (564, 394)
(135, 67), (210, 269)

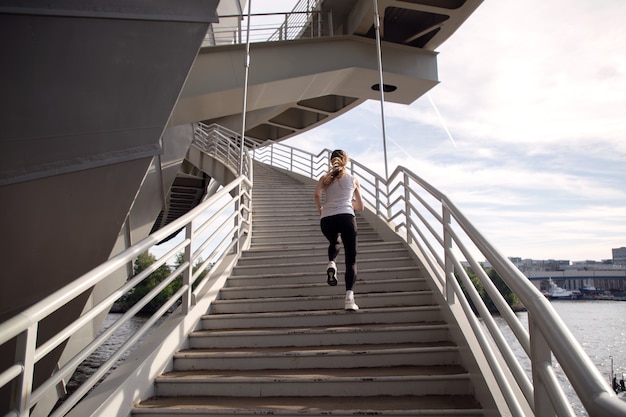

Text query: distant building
(509, 253), (626, 294)
(613, 247), (626, 266)
(568, 259), (618, 271)
(509, 258), (570, 274)
(460, 260), (492, 272)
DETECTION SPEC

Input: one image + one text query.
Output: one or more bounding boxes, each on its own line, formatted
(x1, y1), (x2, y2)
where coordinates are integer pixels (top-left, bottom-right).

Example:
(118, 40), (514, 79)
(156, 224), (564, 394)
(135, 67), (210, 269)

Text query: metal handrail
(251, 137), (626, 417)
(3, 124), (624, 416)
(202, 0), (331, 47)
(0, 131), (253, 416)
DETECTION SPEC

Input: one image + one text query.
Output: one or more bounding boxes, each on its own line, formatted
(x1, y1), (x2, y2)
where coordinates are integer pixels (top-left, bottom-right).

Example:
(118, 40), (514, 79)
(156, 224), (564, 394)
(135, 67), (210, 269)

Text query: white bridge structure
(1, 1), (625, 416)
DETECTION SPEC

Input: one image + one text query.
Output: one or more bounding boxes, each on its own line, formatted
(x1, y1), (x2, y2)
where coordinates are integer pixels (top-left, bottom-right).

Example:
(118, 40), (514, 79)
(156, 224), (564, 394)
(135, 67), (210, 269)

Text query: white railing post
(404, 171), (412, 244)
(237, 18), (242, 44)
(182, 223), (193, 314)
(13, 325), (37, 417)
(529, 313), (558, 417)
(234, 189), (241, 255)
(443, 205), (455, 303)
(384, 180), (391, 220)
(373, 177), (380, 217)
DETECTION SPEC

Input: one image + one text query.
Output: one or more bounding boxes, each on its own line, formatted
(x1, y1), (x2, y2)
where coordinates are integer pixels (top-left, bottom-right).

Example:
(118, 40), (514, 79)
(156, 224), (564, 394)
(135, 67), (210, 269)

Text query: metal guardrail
(194, 123), (258, 170)
(3, 123), (625, 416)
(252, 139), (626, 417)
(0, 130), (253, 417)
(203, 0), (331, 47)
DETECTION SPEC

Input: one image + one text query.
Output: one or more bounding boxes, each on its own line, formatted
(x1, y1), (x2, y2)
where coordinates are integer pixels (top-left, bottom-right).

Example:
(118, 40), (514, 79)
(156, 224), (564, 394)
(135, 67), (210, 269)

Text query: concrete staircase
(133, 163), (484, 416)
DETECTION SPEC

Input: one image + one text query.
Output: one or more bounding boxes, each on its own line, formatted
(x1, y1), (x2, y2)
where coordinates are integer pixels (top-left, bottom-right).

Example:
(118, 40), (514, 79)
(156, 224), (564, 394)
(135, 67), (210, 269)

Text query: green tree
(120, 252), (179, 314)
(484, 268), (519, 312)
(174, 252), (210, 289)
(457, 266), (519, 314)
(456, 268), (481, 314)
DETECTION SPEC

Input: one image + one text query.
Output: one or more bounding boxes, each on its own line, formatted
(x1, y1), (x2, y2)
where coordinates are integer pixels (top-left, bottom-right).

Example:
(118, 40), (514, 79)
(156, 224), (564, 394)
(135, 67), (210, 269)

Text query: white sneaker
(326, 261), (337, 286)
(344, 298), (359, 311)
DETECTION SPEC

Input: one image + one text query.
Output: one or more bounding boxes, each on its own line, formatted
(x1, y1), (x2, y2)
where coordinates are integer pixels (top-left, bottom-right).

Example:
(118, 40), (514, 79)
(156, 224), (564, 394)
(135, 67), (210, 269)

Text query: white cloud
(284, 0), (626, 262)
(435, 0), (626, 147)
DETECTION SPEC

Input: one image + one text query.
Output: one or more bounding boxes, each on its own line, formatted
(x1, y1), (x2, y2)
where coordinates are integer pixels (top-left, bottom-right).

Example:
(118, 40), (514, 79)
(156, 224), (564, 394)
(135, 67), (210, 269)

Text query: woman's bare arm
(314, 178), (325, 215)
(352, 178), (364, 211)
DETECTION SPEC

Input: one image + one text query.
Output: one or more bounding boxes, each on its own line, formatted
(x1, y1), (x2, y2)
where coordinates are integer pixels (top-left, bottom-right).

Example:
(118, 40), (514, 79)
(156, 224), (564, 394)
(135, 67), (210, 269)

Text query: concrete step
(199, 305), (443, 330)
(209, 290), (433, 314)
(253, 187), (315, 192)
(218, 277), (429, 299)
(250, 212), (367, 223)
(240, 240), (404, 259)
(252, 201), (315, 209)
(249, 230), (379, 242)
(252, 187), (315, 194)
(237, 243), (409, 266)
(133, 395), (484, 416)
(132, 163), (483, 417)
(252, 190), (313, 196)
(189, 323), (450, 350)
(153, 366), (473, 397)
(249, 232), (382, 246)
(173, 342), (460, 371)
(250, 209), (360, 219)
(230, 255), (417, 276)
(250, 223), (377, 236)
(252, 209), (319, 219)
(225, 265), (422, 287)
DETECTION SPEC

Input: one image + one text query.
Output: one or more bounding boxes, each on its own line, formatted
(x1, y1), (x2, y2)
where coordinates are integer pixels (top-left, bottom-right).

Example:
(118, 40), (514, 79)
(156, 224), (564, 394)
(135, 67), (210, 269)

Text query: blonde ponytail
(321, 150), (349, 185)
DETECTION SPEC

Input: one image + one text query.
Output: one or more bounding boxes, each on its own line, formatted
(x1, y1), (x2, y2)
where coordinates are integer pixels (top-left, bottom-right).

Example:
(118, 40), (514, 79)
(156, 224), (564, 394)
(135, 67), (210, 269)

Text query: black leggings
(320, 214), (358, 291)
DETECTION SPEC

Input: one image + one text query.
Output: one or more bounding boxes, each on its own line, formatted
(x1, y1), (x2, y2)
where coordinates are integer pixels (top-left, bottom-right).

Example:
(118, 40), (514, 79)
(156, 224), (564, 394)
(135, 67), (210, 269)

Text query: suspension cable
(239, 0), (253, 175)
(373, 0), (389, 181)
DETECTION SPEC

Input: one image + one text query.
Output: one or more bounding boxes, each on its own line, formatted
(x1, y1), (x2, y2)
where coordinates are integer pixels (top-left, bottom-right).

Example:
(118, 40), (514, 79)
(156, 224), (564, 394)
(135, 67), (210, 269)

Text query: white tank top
(321, 173), (355, 218)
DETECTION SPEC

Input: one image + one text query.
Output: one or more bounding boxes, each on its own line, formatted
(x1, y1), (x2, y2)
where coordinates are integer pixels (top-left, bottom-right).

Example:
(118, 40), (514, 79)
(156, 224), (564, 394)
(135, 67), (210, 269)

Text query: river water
(497, 300), (626, 416)
(548, 300), (626, 378)
(70, 301), (625, 415)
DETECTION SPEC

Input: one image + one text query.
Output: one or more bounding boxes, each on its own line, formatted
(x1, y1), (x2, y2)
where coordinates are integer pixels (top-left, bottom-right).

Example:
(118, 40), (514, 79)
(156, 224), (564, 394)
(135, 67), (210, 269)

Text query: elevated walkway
(3, 127), (626, 417)
(132, 162), (486, 416)
(172, 36), (438, 143)
(171, 0), (485, 144)
(8, 2), (625, 416)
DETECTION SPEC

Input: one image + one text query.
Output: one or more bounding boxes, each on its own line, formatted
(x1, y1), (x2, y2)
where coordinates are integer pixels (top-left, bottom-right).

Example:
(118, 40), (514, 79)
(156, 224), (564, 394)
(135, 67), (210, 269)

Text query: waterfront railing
(203, 0), (331, 47)
(252, 136), (626, 417)
(2, 121), (626, 416)
(0, 126), (253, 417)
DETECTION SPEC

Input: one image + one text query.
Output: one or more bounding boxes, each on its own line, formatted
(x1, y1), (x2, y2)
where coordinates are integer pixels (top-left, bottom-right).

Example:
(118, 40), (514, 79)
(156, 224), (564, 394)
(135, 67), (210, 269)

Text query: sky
(256, 0), (626, 263)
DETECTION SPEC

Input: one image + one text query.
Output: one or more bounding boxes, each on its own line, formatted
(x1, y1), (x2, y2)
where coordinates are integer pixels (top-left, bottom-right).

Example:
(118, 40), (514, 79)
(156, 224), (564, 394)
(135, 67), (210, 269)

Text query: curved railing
(203, 0), (331, 47)
(0, 132), (253, 417)
(252, 138), (626, 417)
(2, 123), (625, 417)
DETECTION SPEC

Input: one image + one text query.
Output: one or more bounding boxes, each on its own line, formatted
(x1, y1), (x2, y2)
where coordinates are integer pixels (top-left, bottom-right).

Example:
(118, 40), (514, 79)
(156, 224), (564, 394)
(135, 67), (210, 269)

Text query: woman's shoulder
(345, 172), (358, 185)
(339, 172), (354, 183)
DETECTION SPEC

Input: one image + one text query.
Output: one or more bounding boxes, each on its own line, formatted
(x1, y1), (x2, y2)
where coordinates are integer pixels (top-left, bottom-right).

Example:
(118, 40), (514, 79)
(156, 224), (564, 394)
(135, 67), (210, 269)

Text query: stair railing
(194, 122), (255, 175)
(251, 137), (626, 417)
(203, 0), (331, 47)
(0, 138), (253, 417)
(267, 0), (331, 41)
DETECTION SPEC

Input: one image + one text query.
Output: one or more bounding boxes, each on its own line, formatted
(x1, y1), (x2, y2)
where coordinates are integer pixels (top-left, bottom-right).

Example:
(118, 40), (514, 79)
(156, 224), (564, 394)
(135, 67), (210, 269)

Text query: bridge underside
(0, 1), (484, 414)
(172, 36), (439, 145)
(0, 2), (218, 414)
